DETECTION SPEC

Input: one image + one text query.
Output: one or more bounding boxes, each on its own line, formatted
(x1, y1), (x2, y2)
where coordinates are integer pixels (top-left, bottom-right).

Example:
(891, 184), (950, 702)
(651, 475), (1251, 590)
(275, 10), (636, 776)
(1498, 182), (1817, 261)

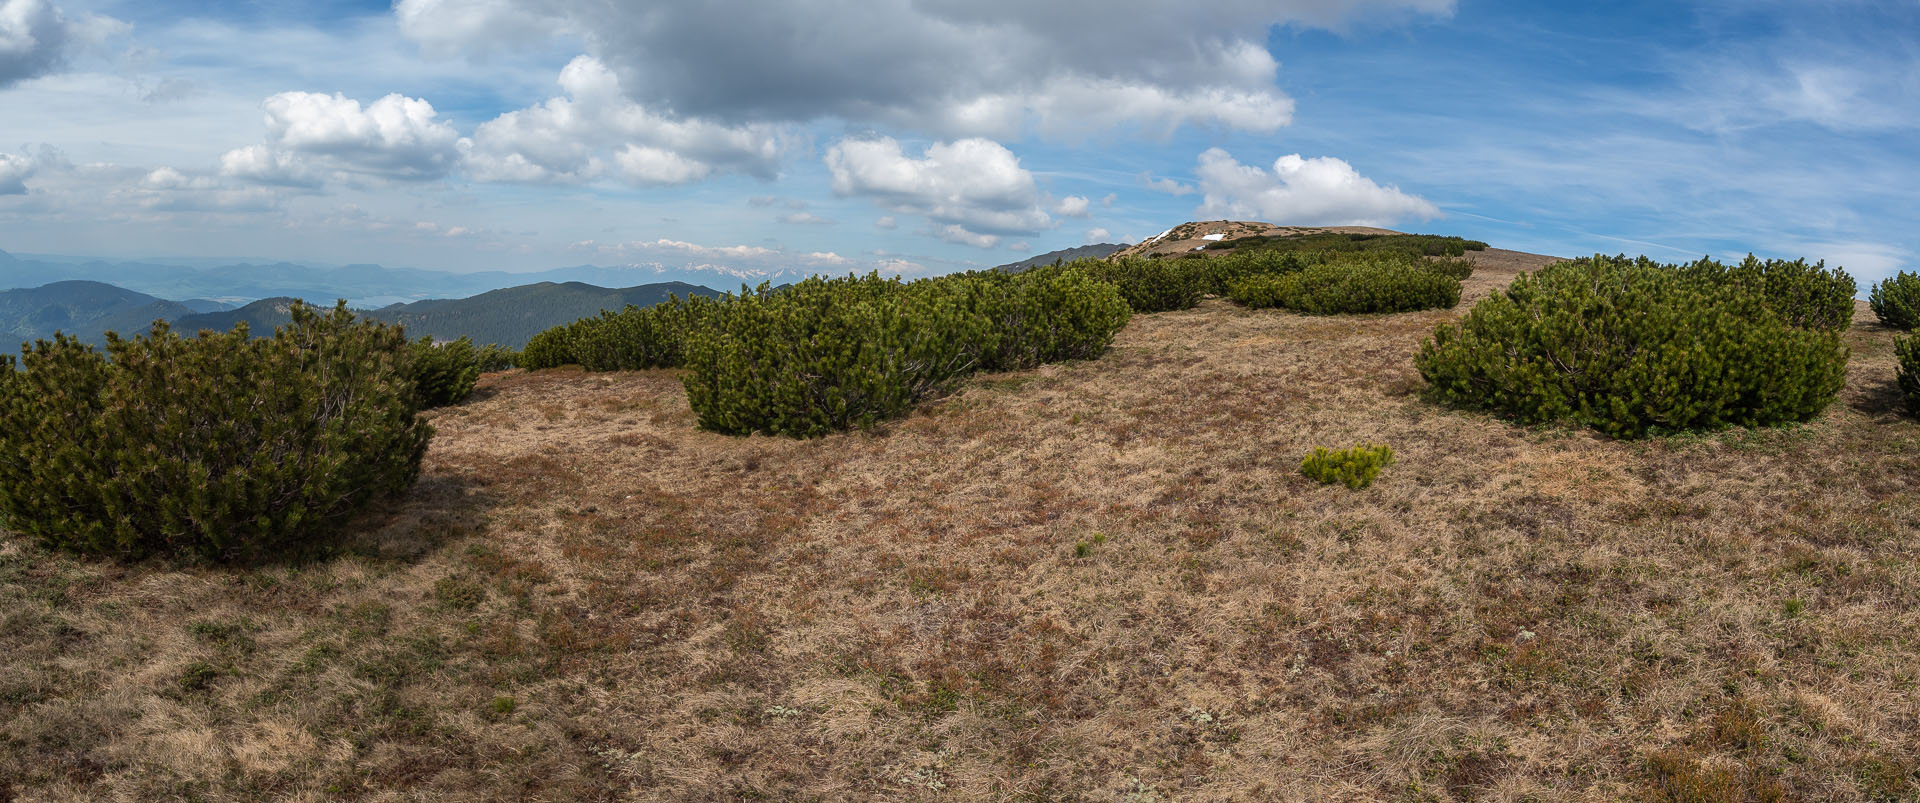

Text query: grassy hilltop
(3, 241), (1919, 800)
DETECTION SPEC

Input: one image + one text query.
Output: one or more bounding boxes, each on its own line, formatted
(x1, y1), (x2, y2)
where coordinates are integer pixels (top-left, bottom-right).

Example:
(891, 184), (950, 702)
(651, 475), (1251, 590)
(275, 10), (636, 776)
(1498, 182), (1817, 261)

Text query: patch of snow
(1192, 246), (1206, 251)
(1201, 233), (1225, 241)
(1147, 227), (1174, 243)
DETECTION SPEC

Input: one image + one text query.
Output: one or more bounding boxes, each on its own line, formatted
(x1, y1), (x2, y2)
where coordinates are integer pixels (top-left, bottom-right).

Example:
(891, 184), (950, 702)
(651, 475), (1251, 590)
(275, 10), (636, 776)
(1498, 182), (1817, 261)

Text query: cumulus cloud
(265, 91), (460, 179)
(393, 0), (1450, 138)
(218, 144), (321, 187)
(1085, 227), (1112, 244)
(114, 167), (284, 213)
(220, 91), (462, 184)
(874, 216), (897, 229)
(825, 136), (1053, 247)
(0, 0), (123, 89)
(462, 55), (784, 186)
(1142, 174), (1196, 196)
(778, 211), (832, 225)
(1193, 148), (1440, 226)
(0, 150), (37, 194)
(1055, 195), (1090, 217)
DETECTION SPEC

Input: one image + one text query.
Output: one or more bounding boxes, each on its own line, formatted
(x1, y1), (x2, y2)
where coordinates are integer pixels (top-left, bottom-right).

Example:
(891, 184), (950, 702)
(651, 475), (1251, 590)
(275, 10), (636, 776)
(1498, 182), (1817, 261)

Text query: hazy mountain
(369, 281), (720, 347)
(995, 243), (1128, 273)
(1, 280), (197, 352)
(171, 281), (723, 348)
(0, 251), (801, 308)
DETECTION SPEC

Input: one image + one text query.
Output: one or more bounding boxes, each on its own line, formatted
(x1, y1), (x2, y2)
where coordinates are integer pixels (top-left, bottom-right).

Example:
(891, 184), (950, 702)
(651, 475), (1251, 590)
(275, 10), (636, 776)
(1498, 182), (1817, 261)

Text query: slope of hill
(371, 281), (721, 346)
(994, 243), (1128, 272)
(16, 244), (1920, 800)
(170, 281), (723, 347)
(0, 280), (196, 351)
(1110, 220), (1402, 259)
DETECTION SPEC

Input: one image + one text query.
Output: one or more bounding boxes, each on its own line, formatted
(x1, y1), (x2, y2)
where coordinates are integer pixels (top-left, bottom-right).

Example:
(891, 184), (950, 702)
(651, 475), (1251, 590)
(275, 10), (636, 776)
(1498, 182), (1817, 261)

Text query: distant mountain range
(1, 278), (721, 353)
(1, 281), (236, 352)
(0, 241), (1145, 354)
(0, 247), (803, 308)
(171, 281), (721, 348)
(994, 243), (1127, 272)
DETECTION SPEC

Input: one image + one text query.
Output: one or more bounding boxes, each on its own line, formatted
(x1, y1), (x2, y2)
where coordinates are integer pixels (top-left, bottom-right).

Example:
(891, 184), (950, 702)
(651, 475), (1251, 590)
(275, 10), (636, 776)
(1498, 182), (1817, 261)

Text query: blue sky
(0, 0), (1914, 286)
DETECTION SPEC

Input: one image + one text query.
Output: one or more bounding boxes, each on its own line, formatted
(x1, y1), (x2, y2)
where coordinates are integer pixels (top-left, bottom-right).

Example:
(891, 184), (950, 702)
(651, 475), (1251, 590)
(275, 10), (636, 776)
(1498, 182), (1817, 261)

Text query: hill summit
(1108, 220), (1402, 259)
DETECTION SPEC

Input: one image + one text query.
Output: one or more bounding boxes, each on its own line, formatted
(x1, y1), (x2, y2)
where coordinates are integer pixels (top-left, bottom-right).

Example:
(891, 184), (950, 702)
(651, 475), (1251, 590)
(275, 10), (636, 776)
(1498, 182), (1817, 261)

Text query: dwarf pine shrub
(1081, 256), (1208, 313)
(1282, 258), (1461, 314)
(1897, 335), (1920, 416)
(681, 269), (1127, 437)
(1202, 249), (1318, 295)
(1682, 254), (1854, 332)
(681, 273), (977, 437)
(408, 336), (484, 407)
(1416, 255), (1850, 438)
(1227, 256), (1461, 315)
(0, 302), (431, 561)
(1871, 271), (1920, 330)
(1301, 443), (1395, 489)
(518, 325), (574, 369)
(1226, 273), (1294, 310)
(968, 266), (1130, 371)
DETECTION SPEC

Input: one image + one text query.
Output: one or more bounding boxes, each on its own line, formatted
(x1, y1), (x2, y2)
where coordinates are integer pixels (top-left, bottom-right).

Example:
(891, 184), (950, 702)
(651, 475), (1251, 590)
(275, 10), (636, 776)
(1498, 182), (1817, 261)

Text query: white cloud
(0, 0), (124, 89)
(1142, 174), (1195, 196)
(1085, 227), (1112, 243)
(392, 0), (1451, 139)
(218, 144), (321, 187)
(874, 216), (897, 229)
(825, 136), (1052, 246)
(115, 167), (284, 213)
(613, 145), (710, 185)
(778, 211), (832, 225)
(930, 223), (999, 249)
(220, 91), (462, 183)
(461, 55), (784, 186)
(1194, 147), (1440, 226)
(1055, 195), (1090, 217)
(0, 149), (38, 194)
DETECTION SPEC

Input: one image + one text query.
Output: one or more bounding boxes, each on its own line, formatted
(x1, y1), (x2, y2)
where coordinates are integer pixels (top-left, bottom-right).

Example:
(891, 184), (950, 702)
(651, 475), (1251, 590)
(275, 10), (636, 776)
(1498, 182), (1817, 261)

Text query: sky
(0, 0), (1915, 285)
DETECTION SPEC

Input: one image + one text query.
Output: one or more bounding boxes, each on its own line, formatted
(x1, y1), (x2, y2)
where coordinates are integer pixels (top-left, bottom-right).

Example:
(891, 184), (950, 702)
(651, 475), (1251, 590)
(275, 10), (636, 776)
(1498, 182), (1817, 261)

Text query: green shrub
(681, 274), (980, 437)
(1300, 443), (1396, 489)
(1201, 249), (1318, 295)
(518, 325), (573, 370)
(1225, 273), (1295, 310)
(407, 336), (483, 408)
(1081, 256), (1207, 313)
(1682, 253), (1854, 332)
(1871, 271), (1920, 330)
(517, 293), (720, 371)
(1229, 256), (1461, 315)
(0, 302), (431, 561)
(474, 342), (518, 372)
(681, 269), (1128, 438)
(968, 266), (1130, 371)
(1416, 255), (1849, 438)
(1897, 335), (1920, 416)
(1424, 255), (1476, 281)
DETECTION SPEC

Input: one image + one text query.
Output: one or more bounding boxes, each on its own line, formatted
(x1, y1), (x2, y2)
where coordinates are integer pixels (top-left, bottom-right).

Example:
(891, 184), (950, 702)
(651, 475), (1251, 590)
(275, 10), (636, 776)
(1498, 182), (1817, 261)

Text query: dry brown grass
(5, 254), (1920, 801)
